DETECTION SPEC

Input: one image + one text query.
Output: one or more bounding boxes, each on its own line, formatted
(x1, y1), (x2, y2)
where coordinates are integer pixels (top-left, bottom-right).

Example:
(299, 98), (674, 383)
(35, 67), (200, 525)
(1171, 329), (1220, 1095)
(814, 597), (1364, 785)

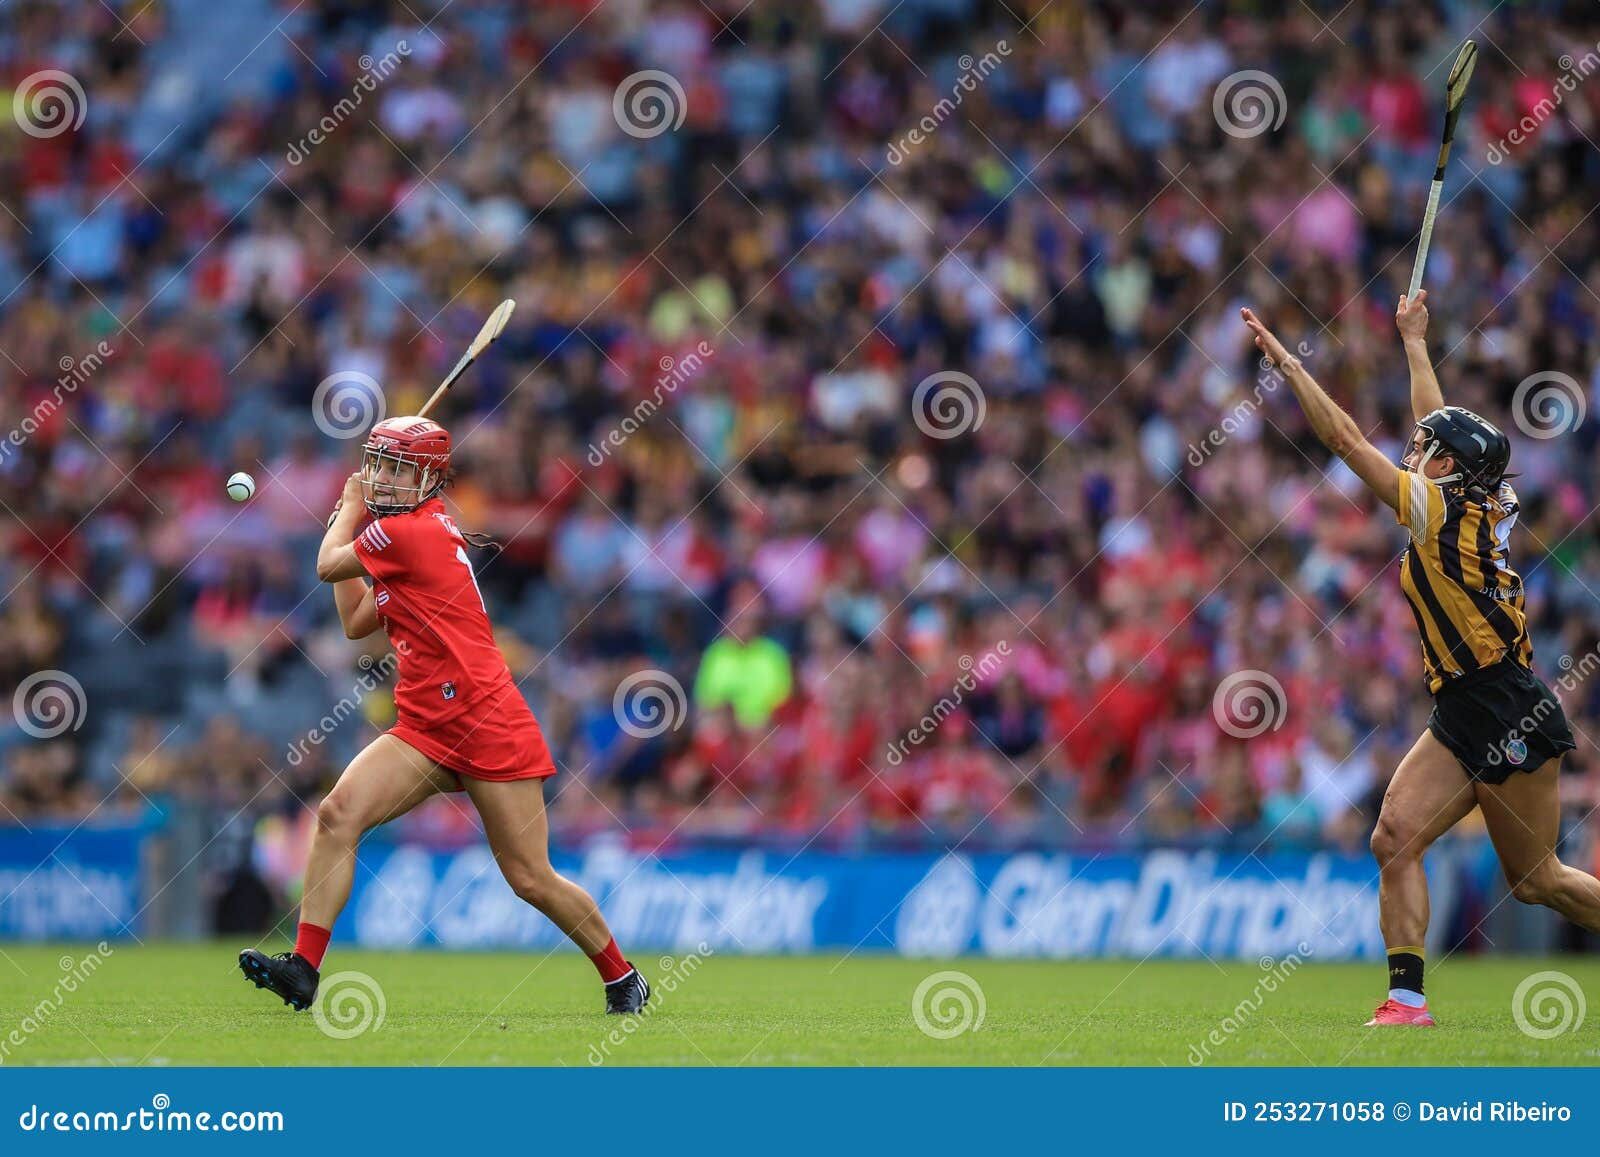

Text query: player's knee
(315, 791), (361, 843)
(1369, 814), (1417, 866)
(1508, 859), (1561, 908)
(504, 863), (559, 911)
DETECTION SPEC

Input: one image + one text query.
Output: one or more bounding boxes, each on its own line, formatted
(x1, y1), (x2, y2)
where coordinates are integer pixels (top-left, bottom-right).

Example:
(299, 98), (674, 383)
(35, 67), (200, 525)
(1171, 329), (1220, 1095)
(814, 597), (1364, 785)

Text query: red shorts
(388, 685), (556, 787)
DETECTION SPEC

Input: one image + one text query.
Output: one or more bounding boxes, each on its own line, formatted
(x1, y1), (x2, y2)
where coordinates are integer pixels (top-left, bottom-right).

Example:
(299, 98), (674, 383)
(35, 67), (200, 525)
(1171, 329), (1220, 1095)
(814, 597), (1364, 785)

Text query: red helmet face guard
(361, 417), (451, 515)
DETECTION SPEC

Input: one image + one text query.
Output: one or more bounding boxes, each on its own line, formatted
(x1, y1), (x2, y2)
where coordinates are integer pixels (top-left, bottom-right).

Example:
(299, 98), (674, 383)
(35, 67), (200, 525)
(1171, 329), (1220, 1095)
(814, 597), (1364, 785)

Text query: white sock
(1388, 987), (1426, 1008)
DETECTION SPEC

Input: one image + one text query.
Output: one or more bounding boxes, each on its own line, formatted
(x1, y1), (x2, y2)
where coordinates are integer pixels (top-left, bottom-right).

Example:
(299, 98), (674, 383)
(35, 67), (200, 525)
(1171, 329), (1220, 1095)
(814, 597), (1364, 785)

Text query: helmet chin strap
(417, 466), (445, 503)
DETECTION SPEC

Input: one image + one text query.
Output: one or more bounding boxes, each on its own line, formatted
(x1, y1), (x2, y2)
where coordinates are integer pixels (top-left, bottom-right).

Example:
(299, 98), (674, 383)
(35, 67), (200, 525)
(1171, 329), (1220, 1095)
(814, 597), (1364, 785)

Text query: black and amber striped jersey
(1395, 471), (1532, 694)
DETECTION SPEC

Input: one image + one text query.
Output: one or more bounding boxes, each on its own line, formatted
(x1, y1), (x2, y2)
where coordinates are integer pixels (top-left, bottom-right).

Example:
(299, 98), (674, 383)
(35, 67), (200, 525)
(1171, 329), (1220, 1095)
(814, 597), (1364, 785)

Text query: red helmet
(361, 416), (451, 515)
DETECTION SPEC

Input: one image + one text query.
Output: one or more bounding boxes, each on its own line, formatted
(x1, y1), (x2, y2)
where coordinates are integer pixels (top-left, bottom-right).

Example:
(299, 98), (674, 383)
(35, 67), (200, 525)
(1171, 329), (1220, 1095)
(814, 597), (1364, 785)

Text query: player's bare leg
(1372, 731), (1477, 945)
(299, 734), (457, 928)
(1475, 756), (1600, 931)
(1365, 730), (1476, 1025)
(239, 734), (454, 1009)
(462, 775), (611, 950)
(463, 775), (649, 1013)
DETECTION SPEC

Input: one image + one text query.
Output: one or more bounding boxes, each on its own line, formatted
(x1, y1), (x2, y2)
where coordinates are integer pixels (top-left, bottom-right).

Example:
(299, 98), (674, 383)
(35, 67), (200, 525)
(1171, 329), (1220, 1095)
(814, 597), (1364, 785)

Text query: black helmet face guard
(360, 445), (444, 516)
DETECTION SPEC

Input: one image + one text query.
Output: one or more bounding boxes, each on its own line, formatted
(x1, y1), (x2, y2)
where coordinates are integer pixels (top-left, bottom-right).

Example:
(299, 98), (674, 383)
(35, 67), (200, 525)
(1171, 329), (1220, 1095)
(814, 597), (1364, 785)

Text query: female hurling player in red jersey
(239, 416), (649, 1016)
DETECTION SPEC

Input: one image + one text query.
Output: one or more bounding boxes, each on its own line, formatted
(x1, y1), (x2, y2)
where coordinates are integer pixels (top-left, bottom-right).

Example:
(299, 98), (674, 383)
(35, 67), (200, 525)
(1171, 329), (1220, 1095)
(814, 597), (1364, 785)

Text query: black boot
(604, 964), (650, 1015)
(238, 949), (319, 1011)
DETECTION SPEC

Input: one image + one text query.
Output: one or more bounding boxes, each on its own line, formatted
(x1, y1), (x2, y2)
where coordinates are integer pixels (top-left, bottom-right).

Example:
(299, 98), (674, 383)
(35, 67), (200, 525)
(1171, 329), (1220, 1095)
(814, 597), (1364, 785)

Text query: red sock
(294, 922), (332, 970)
(589, 937), (631, 983)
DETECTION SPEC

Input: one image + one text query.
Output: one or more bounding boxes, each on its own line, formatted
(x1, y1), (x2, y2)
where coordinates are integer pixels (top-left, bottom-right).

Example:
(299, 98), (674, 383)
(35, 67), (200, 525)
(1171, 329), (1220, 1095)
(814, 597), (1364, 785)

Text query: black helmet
(1414, 406), (1511, 491)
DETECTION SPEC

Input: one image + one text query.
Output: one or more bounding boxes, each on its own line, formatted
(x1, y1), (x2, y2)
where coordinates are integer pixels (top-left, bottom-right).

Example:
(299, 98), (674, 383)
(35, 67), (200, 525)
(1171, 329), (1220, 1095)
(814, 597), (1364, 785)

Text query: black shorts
(1427, 660), (1576, 785)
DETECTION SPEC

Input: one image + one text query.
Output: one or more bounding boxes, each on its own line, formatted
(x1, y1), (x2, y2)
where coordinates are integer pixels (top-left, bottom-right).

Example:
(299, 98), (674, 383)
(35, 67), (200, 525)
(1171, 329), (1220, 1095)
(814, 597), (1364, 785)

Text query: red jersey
(353, 497), (554, 781)
(354, 497), (506, 724)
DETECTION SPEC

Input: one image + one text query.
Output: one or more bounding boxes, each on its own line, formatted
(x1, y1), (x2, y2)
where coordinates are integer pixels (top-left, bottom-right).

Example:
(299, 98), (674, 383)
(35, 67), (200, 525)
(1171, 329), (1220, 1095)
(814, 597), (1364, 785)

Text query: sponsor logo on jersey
(375, 589), (390, 607)
(1478, 584), (1524, 601)
(441, 681), (456, 700)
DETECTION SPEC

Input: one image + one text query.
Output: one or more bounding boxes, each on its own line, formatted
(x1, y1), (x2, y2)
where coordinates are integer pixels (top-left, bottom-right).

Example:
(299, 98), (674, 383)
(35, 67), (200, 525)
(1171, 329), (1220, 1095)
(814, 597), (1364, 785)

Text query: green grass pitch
(2, 944), (1597, 1066)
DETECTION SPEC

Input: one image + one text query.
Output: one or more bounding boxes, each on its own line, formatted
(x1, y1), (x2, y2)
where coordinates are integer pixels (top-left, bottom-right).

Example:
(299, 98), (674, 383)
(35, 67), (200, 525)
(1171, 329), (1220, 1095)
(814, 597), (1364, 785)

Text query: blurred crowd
(3, 0), (1600, 883)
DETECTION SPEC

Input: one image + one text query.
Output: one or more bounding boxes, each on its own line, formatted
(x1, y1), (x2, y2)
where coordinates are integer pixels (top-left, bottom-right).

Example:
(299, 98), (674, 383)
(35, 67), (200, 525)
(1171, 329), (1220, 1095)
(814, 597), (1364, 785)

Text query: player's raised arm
(1396, 290), (1445, 420)
(317, 473), (372, 583)
(1241, 306), (1401, 512)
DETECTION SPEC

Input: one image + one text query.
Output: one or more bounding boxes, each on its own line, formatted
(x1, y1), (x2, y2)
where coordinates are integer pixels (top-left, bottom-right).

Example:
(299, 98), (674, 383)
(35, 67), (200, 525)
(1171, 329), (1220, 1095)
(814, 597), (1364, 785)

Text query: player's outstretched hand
(1396, 289), (1429, 340)
(1240, 306), (1297, 371)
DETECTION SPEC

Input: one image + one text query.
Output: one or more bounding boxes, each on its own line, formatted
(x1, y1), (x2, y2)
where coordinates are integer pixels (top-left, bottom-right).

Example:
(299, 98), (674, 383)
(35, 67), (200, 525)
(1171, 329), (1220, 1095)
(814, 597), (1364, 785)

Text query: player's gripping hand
(326, 473), (364, 529)
(1396, 289), (1429, 340)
